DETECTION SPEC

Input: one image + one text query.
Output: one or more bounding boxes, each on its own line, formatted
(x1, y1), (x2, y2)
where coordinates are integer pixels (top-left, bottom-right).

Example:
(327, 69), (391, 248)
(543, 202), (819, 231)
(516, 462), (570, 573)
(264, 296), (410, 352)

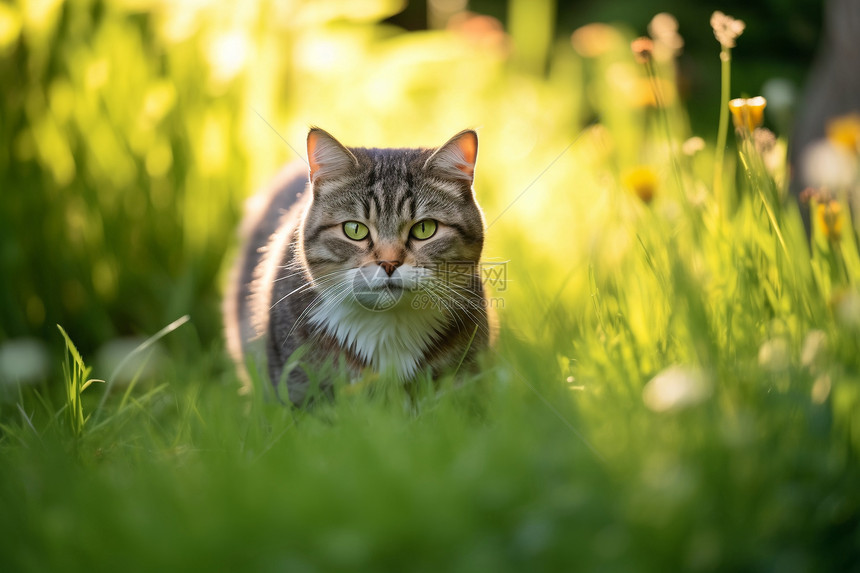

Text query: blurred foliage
(1, 0), (574, 357)
(473, 0), (822, 134)
(0, 0), (824, 359)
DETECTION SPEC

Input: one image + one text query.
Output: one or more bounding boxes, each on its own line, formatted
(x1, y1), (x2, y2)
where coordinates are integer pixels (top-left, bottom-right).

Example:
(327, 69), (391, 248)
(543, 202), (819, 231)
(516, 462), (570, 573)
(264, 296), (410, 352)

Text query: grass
(2, 2), (860, 571)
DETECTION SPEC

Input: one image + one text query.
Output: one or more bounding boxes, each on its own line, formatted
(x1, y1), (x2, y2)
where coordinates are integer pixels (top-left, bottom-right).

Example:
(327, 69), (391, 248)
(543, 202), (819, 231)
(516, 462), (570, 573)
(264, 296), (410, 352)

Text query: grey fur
(223, 129), (491, 405)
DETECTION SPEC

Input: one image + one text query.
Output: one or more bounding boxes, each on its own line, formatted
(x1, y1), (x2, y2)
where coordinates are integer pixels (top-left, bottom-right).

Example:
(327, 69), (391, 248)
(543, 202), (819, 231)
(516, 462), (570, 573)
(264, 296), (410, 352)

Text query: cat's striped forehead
(308, 145), (483, 242)
(353, 148), (425, 234)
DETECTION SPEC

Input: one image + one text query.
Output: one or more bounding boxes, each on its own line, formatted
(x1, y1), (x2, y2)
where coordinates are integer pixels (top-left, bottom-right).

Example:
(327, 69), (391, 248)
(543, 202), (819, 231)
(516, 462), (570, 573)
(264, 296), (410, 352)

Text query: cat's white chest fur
(309, 297), (445, 380)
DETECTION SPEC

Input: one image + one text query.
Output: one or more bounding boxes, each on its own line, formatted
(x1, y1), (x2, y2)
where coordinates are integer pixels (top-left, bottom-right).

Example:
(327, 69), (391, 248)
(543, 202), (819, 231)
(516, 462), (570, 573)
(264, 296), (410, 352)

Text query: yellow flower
(728, 96), (767, 132)
(623, 166), (658, 204)
(817, 200), (843, 242)
(826, 113), (860, 153)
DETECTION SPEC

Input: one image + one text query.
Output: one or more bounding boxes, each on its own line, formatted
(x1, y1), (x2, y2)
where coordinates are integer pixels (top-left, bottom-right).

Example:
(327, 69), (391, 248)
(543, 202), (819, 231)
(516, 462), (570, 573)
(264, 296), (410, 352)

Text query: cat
(223, 128), (492, 405)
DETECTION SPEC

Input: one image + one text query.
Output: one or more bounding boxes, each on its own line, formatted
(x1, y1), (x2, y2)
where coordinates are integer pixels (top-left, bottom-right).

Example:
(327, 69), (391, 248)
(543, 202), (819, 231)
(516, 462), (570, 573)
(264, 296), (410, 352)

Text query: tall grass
(1, 2), (859, 571)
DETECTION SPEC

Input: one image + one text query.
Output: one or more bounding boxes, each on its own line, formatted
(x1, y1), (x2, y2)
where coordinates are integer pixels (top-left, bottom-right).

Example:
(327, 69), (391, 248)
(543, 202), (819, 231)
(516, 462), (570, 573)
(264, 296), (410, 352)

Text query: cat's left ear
(424, 129), (478, 184)
(307, 127), (359, 185)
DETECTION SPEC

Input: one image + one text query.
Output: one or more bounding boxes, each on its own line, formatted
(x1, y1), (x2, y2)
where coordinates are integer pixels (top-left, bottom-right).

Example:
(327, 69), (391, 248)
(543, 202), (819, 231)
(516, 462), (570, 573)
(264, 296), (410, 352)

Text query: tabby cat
(223, 128), (492, 405)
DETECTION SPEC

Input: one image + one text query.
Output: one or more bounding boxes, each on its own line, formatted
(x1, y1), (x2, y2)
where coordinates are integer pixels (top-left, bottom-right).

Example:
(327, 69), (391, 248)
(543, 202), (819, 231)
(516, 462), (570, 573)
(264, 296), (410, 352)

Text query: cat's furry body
(223, 129), (491, 404)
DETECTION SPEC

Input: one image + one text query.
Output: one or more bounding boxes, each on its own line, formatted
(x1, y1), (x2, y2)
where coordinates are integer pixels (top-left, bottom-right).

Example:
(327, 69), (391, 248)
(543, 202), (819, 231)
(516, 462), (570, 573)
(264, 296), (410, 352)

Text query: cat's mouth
(351, 282), (405, 311)
(349, 266), (413, 311)
(350, 265), (419, 290)
(354, 276), (405, 292)
(366, 278), (403, 290)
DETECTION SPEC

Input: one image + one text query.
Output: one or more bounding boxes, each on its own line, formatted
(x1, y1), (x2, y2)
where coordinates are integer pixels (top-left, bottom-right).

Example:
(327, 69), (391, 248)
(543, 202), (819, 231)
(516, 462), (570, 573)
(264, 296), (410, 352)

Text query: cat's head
(299, 128), (485, 312)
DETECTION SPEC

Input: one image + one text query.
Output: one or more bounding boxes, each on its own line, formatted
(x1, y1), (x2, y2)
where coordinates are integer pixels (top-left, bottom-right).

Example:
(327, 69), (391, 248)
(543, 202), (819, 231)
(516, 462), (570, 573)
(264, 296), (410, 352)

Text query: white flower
(682, 136), (705, 156)
(811, 375), (832, 404)
(834, 291), (860, 330)
(643, 365), (711, 412)
(758, 338), (789, 372)
(710, 11), (745, 49)
(801, 330), (827, 370)
(801, 139), (857, 189)
(648, 13), (684, 59)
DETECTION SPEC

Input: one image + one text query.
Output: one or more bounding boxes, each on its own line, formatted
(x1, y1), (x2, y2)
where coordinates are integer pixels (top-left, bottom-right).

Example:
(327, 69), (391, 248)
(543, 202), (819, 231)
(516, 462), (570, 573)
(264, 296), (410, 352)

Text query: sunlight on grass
(1, 1), (860, 571)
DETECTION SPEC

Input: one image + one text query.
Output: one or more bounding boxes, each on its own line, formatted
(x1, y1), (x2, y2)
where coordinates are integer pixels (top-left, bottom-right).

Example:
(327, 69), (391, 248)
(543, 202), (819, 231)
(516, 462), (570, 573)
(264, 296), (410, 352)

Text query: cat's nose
(377, 260), (401, 277)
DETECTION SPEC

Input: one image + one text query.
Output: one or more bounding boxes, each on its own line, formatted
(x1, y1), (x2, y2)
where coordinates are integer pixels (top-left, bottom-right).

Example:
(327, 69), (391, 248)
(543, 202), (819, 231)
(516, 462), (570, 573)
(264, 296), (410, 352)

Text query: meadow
(1, 1), (859, 571)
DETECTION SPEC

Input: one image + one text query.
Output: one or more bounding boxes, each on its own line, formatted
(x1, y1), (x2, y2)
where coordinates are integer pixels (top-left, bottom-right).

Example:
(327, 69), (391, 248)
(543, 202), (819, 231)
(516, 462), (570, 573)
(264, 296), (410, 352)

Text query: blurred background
(0, 0), (823, 381)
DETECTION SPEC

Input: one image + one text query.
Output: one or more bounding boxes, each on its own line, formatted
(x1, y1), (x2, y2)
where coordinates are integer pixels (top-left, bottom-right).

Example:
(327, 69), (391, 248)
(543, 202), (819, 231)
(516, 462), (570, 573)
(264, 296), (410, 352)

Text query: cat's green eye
(410, 219), (438, 240)
(343, 221), (369, 240)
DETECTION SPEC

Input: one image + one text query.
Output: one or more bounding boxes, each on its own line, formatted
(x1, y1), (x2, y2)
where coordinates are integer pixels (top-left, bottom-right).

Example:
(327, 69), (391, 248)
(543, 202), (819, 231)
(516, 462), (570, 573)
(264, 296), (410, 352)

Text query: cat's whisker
(417, 281), (471, 330)
(431, 264), (507, 288)
(274, 267), (345, 284)
(432, 292), (487, 342)
(312, 282), (355, 318)
(439, 281), (490, 302)
(415, 267), (495, 294)
(429, 272), (490, 295)
(272, 270), (311, 283)
(296, 276), (353, 317)
(431, 279), (484, 308)
(268, 272), (346, 311)
(285, 283), (357, 345)
(433, 293), (484, 336)
(424, 280), (492, 339)
(420, 285), (468, 333)
(282, 278), (354, 345)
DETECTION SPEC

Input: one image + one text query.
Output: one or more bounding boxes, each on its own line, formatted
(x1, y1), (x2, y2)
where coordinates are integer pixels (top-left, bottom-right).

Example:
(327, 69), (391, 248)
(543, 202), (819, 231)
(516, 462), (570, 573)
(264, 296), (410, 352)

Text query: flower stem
(645, 60), (684, 195)
(714, 47), (731, 213)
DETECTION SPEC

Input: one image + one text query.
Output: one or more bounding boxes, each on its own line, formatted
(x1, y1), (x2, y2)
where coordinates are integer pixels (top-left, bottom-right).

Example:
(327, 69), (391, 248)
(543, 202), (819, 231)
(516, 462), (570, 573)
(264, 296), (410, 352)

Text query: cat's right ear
(424, 129), (478, 184)
(307, 128), (358, 185)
